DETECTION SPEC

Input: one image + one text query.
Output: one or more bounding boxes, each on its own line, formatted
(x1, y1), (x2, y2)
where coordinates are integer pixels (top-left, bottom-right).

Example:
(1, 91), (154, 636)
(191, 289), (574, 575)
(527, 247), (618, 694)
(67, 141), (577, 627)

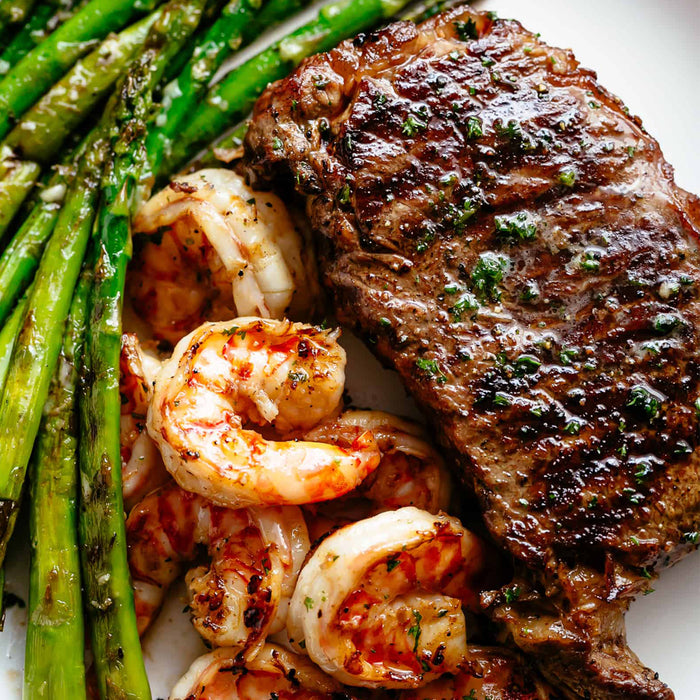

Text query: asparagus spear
(24, 272), (89, 700)
(4, 9), (162, 164)
(0, 147), (83, 325)
(78, 1), (206, 696)
(0, 120), (109, 574)
(162, 0), (415, 176)
(145, 0), (312, 175)
(0, 286), (30, 389)
(0, 0), (162, 141)
(0, 155), (40, 240)
(0, 0), (80, 76)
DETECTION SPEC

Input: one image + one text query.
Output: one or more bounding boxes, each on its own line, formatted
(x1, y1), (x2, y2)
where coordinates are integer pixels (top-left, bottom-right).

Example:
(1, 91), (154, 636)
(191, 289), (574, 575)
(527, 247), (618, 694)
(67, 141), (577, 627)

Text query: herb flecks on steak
(245, 8), (700, 699)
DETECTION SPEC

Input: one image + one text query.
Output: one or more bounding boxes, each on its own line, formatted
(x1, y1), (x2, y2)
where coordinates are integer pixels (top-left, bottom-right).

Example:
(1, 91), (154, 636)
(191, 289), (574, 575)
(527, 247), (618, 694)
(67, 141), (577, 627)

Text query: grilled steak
(243, 7), (700, 699)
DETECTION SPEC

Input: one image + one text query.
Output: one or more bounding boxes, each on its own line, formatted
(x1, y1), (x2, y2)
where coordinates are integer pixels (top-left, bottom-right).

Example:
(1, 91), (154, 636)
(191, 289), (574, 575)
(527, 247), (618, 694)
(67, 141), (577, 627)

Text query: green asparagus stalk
(145, 0), (312, 175)
(0, 151), (80, 325)
(0, 286), (30, 389)
(0, 154), (41, 239)
(24, 272), (89, 700)
(4, 9), (162, 163)
(0, 121), (109, 571)
(162, 0), (414, 176)
(78, 1), (206, 696)
(0, 0), (162, 141)
(0, 0), (80, 76)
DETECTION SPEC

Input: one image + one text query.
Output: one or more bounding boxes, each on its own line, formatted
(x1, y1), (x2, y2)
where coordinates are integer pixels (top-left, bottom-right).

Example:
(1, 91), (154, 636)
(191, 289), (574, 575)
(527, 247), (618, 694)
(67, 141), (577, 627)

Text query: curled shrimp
(148, 318), (381, 508)
(120, 334), (170, 511)
(302, 411), (452, 541)
(304, 410), (451, 520)
(129, 168), (318, 345)
(170, 644), (349, 700)
(126, 483), (310, 655)
(287, 507), (496, 689)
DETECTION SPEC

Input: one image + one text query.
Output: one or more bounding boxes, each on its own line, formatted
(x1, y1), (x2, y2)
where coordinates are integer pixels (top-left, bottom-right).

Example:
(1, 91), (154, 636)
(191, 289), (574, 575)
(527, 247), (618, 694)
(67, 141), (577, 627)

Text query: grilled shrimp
(120, 334), (170, 511)
(302, 411), (452, 538)
(287, 507), (496, 689)
(129, 168), (318, 345)
(148, 318), (381, 508)
(169, 644), (350, 700)
(126, 483), (309, 655)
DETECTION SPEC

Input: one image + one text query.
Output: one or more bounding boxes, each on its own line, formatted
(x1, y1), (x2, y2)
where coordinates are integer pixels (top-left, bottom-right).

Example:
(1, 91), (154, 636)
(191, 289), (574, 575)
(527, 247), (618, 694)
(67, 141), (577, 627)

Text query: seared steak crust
(244, 7), (700, 699)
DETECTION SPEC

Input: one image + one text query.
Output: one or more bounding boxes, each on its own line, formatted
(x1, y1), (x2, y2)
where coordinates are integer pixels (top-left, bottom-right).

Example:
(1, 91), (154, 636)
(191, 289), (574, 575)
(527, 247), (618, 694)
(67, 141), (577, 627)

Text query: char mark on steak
(244, 7), (700, 699)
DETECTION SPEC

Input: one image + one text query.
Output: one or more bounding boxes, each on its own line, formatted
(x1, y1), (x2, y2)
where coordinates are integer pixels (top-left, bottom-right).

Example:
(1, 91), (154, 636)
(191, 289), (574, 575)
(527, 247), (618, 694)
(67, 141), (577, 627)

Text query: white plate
(2, 0), (700, 697)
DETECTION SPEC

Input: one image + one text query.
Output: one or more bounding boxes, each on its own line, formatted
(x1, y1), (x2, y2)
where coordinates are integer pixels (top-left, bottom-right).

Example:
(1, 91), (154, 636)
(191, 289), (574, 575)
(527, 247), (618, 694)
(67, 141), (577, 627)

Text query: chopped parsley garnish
(559, 169), (577, 187)
(530, 403), (545, 418)
(304, 596), (314, 610)
(564, 419), (583, 436)
(634, 462), (653, 484)
(416, 230), (435, 253)
(466, 115), (483, 139)
(494, 211), (538, 242)
(450, 292), (479, 321)
(313, 75), (329, 90)
(493, 392), (512, 407)
(653, 313), (682, 335)
(288, 370), (309, 384)
(514, 354), (541, 374)
(454, 18), (478, 40)
(386, 555), (400, 572)
(623, 488), (644, 505)
(471, 252), (509, 300)
(337, 184), (351, 204)
(415, 358), (447, 384)
(674, 440), (692, 456)
(444, 283), (460, 294)
(494, 118), (522, 141)
(401, 114), (427, 137)
(458, 200), (479, 233)
(379, 317), (392, 327)
(627, 384), (662, 420)
(559, 347), (579, 365)
(504, 585), (521, 603)
(521, 280), (540, 302)
(407, 610), (422, 652)
(272, 137), (283, 151)
(580, 250), (600, 272)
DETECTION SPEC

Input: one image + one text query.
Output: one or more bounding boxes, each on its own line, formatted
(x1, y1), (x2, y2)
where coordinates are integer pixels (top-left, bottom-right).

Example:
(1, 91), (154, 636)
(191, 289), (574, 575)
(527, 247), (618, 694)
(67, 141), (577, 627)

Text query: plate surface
(2, 0), (700, 697)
